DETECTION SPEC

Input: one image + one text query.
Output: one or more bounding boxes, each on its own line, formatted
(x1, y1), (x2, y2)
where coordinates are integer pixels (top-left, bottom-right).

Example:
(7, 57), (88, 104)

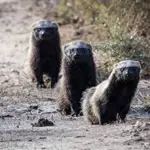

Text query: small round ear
(51, 22), (59, 29)
(30, 20), (41, 30)
(87, 43), (92, 51)
(30, 22), (36, 30)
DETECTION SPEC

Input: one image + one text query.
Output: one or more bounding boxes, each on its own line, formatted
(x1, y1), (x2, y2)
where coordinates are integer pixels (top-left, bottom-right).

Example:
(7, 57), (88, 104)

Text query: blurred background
(0, 0), (150, 78)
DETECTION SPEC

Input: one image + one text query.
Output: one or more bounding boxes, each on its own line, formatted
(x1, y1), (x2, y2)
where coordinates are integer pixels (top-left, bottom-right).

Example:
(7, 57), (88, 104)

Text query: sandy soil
(0, 0), (150, 150)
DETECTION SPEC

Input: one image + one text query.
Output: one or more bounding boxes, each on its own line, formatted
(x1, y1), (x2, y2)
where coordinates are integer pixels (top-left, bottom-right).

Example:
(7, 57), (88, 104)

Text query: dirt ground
(0, 0), (150, 150)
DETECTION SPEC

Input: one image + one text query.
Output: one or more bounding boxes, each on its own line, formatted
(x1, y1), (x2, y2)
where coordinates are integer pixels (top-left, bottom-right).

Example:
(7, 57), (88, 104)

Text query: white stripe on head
(64, 40), (92, 51)
(115, 60), (141, 69)
(32, 20), (58, 29)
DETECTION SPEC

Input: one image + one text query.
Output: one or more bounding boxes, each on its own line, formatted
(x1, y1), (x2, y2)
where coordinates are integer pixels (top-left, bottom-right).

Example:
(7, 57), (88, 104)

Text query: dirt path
(0, 1), (150, 150)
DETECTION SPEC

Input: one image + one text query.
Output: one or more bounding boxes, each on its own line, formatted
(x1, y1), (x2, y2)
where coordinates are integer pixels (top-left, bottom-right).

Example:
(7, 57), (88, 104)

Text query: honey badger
(26, 20), (61, 88)
(58, 40), (97, 116)
(82, 60), (141, 125)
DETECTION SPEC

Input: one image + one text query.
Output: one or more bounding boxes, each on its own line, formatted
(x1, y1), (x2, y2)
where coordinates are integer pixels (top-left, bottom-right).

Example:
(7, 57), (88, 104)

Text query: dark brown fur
(26, 20), (61, 88)
(82, 60), (141, 125)
(58, 41), (97, 116)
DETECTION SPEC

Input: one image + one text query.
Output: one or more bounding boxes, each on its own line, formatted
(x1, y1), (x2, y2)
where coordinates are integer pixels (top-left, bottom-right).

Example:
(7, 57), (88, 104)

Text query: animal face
(114, 60), (141, 82)
(32, 20), (58, 41)
(115, 66), (140, 81)
(64, 41), (92, 62)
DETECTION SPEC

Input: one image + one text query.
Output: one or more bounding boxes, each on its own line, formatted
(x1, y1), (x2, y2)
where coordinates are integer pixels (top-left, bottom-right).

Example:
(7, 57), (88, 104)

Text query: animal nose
(40, 30), (45, 36)
(74, 53), (79, 57)
(74, 52), (81, 58)
(124, 70), (129, 77)
(124, 70), (136, 78)
(74, 54), (79, 59)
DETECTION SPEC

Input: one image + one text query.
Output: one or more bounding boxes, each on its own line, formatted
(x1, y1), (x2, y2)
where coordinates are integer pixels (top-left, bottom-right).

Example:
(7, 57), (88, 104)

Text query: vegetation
(58, 0), (150, 78)
(58, 0), (150, 35)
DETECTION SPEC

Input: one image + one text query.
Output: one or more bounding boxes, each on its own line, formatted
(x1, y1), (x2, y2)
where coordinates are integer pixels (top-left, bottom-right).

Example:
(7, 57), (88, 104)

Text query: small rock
(10, 69), (19, 75)
(38, 109), (43, 113)
(0, 103), (3, 106)
(31, 118), (54, 127)
(39, 137), (47, 140)
(75, 135), (85, 138)
(74, 29), (84, 36)
(134, 136), (145, 142)
(132, 132), (139, 137)
(0, 114), (13, 120)
(29, 105), (38, 110)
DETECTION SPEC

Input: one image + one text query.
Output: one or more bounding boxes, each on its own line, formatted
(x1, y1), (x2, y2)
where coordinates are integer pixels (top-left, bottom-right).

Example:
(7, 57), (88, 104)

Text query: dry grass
(57, 0), (150, 78)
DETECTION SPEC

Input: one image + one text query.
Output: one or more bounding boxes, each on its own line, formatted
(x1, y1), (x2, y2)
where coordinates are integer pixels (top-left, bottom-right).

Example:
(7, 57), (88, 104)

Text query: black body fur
(82, 60), (141, 125)
(59, 41), (97, 116)
(28, 20), (61, 88)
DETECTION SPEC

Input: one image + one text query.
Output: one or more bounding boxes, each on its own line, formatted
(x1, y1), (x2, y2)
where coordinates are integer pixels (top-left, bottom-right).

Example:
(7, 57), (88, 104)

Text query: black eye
(68, 49), (75, 55)
(80, 48), (88, 54)
(46, 27), (57, 33)
(70, 49), (74, 53)
(34, 28), (41, 32)
(81, 48), (86, 53)
(131, 67), (138, 73)
(120, 68), (124, 72)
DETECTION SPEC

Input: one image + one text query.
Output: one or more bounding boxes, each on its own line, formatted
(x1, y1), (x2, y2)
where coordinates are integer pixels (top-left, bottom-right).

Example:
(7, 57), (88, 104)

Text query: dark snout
(123, 68), (139, 80)
(39, 30), (50, 39)
(73, 49), (87, 61)
(74, 52), (81, 60)
(74, 53), (86, 63)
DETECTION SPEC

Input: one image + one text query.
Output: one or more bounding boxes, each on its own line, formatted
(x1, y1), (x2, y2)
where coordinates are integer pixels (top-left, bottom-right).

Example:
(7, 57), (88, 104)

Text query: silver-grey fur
(82, 60), (141, 125)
